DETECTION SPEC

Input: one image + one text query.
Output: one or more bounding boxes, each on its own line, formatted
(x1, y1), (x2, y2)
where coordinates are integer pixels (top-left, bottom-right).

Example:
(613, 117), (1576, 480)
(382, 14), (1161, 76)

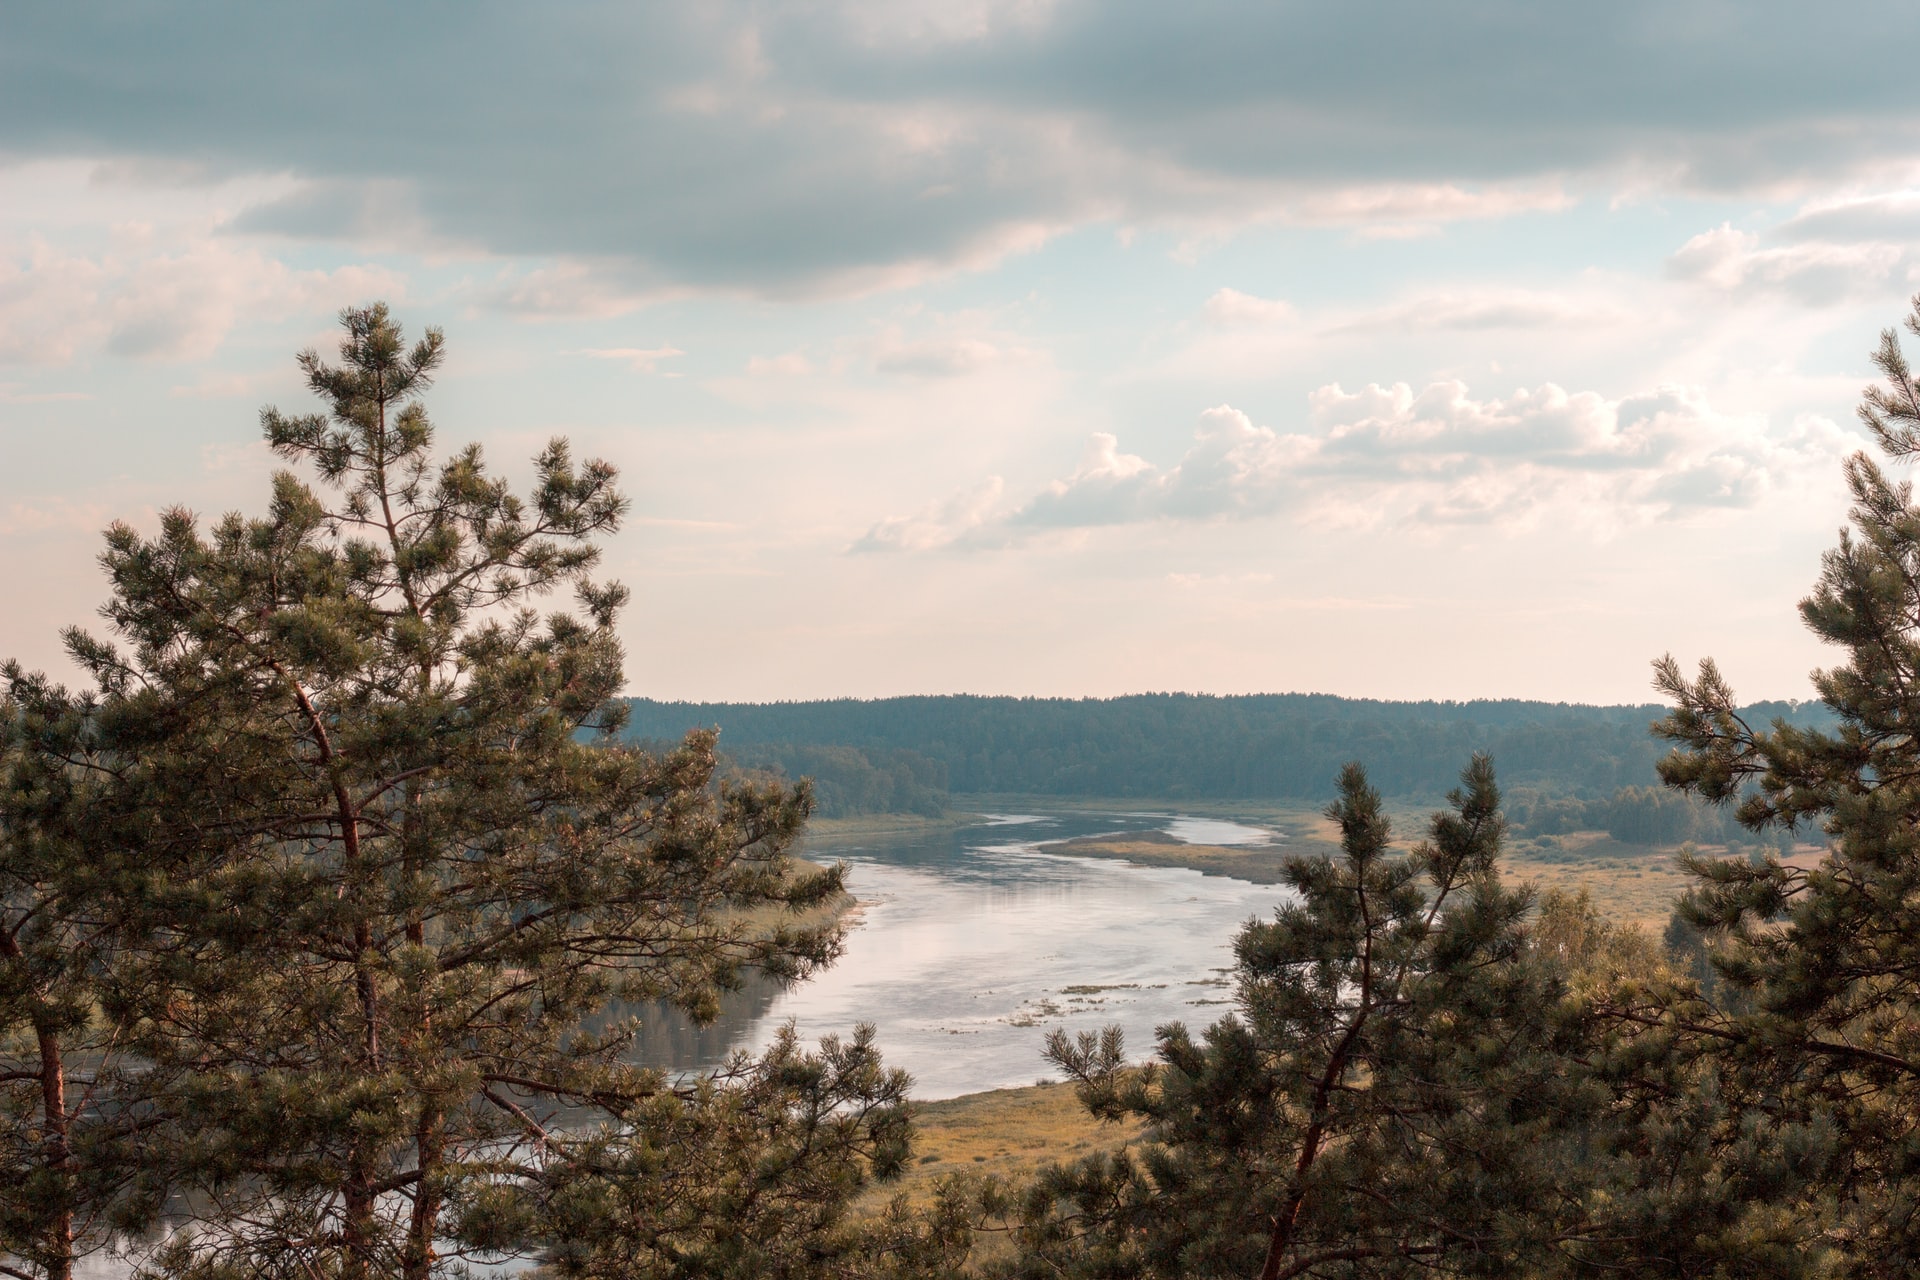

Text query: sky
(2, 1), (1916, 705)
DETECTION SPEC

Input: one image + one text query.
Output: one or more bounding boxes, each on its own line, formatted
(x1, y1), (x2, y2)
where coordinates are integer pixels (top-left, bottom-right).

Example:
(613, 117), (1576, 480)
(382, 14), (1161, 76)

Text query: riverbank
(1035, 827), (1298, 883)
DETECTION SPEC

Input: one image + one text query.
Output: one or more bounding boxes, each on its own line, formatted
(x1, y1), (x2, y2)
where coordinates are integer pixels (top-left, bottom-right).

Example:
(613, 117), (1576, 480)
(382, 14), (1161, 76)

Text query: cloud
(482, 262), (662, 321)
(747, 351), (814, 377)
(1667, 222), (1903, 303)
(1336, 290), (1628, 333)
(859, 380), (1853, 548)
(1202, 288), (1298, 328)
(0, 497), (116, 537)
(0, 240), (108, 363)
(851, 476), (1006, 551)
(874, 335), (1005, 377)
(582, 345), (686, 374)
(6, 2), (1919, 294)
(0, 231), (404, 367)
(1773, 191), (1920, 245)
(168, 372), (271, 399)
(866, 310), (1042, 377)
(0, 382), (91, 403)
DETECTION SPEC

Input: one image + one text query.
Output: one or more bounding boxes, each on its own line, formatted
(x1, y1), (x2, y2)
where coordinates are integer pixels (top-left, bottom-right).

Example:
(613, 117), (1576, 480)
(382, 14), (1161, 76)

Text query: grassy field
(1501, 834), (1698, 931)
(804, 811), (978, 840)
(876, 1081), (1144, 1203)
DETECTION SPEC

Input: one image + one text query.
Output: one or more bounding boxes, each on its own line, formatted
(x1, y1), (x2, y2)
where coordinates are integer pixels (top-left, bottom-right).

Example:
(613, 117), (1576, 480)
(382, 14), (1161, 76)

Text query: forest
(634, 695), (1820, 852)
(626, 692), (1812, 801)
(10, 301), (1920, 1280)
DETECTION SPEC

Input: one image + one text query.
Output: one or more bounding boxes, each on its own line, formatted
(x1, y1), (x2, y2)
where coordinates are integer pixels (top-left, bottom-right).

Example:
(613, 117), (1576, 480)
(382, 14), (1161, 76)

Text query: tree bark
(36, 1024), (74, 1280)
(403, 1105), (445, 1280)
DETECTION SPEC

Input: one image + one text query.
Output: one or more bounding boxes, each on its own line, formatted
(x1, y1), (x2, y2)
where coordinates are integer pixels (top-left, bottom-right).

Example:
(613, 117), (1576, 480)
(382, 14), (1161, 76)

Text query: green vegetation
(725, 743), (949, 818)
(626, 693), (1829, 813)
(16, 300), (1920, 1280)
(0, 309), (926, 1280)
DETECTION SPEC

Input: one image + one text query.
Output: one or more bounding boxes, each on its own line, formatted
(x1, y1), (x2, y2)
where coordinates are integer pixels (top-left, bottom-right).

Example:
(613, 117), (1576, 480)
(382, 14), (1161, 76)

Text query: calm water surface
(710, 810), (1290, 1098)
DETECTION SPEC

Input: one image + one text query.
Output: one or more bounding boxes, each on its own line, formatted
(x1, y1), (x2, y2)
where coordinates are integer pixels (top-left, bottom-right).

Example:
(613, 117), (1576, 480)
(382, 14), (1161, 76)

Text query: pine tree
(2, 677), (131, 1280)
(480, 1023), (975, 1280)
(1651, 295), (1920, 1275)
(33, 304), (869, 1280)
(1002, 758), (1606, 1280)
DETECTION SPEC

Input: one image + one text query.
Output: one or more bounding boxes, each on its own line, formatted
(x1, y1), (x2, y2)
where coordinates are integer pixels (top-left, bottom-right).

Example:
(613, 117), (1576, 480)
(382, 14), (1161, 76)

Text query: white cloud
(747, 351), (814, 376)
(1668, 221), (1904, 303)
(168, 372), (273, 399)
(874, 335), (1006, 377)
(1202, 288), (1298, 328)
(1335, 289), (1628, 333)
(581, 345), (686, 374)
(0, 497), (116, 537)
(850, 475), (1005, 551)
(483, 262), (660, 320)
(1773, 191), (1920, 245)
(0, 239), (109, 364)
(868, 310), (1044, 378)
(859, 380), (1854, 548)
(1284, 181), (1574, 230)
(0, 381), (92, 403)
(0, 232), (405, 367)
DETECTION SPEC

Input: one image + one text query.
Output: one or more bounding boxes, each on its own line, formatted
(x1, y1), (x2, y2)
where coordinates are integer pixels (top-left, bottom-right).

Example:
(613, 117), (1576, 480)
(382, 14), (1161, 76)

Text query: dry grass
(1038, 829), (1300, 883)
(867, 1081), (1142, 1208)
(1501, 835), (1694, 931)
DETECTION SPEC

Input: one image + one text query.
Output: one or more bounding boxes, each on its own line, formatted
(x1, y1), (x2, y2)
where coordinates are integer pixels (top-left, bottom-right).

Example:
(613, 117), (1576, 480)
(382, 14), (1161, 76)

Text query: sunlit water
(710, 810), (1289, 1098)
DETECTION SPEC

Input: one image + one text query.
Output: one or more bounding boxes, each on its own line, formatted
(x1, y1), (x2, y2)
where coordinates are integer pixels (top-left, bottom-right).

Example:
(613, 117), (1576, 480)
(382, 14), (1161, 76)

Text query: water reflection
(640, 811), (1288, 1099)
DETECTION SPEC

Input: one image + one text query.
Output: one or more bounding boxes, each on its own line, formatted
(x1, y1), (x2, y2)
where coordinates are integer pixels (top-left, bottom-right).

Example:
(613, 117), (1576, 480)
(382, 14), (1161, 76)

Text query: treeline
(626, 693), (1830, 817)
(1506, 783), (1795, 849)
(722, 744), (950, 818)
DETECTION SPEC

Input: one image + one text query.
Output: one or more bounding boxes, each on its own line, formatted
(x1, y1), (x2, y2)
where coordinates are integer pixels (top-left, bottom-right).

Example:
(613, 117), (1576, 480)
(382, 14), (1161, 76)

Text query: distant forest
(623, 693), (1834, 828)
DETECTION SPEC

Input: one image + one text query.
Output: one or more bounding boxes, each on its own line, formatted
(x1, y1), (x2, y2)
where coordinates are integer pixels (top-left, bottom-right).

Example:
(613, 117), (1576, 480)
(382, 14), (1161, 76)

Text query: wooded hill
(622, 693), (1833, 816)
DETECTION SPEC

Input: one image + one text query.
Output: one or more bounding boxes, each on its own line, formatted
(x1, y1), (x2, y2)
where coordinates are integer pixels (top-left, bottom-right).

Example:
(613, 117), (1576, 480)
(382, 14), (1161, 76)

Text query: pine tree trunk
(37, 1023), (74, 1280)
(403, 1106), (445, 1280)
(342, 1163), (376, 1280)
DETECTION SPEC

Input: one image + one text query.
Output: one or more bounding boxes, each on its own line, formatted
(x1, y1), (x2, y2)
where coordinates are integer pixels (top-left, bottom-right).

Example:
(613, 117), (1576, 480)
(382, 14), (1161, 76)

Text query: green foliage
(1000, 758), (1614, 1279)
(476, 1023), (971, 1280)
(625, 694), (1830, 805)
(729, 744), (948, 818)
(0, 306), (904, 1280)
(1507, 783), (1747, 845)
(1649, 295), (1920, 1275)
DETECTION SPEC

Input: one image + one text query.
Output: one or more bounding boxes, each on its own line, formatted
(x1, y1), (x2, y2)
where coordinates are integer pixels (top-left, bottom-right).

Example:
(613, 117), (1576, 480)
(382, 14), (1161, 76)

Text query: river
(671, 808), (1291, 1098)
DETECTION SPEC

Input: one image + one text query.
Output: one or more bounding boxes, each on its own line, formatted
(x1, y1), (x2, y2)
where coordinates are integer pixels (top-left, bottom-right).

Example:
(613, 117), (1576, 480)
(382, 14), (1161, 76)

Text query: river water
(683, 809), (1290, 1098)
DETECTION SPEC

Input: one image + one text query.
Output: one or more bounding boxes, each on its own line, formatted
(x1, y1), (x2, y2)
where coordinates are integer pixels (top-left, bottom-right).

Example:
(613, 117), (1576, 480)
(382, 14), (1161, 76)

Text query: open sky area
(4, 2), (1916, 703)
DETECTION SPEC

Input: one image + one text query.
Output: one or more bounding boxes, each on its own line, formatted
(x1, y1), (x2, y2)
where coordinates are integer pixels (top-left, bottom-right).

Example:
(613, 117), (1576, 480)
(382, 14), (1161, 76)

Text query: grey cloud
(1773, 194), (1920, 246)
(875, 336), (1006, 377)
(5, 2), (1920, 296)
